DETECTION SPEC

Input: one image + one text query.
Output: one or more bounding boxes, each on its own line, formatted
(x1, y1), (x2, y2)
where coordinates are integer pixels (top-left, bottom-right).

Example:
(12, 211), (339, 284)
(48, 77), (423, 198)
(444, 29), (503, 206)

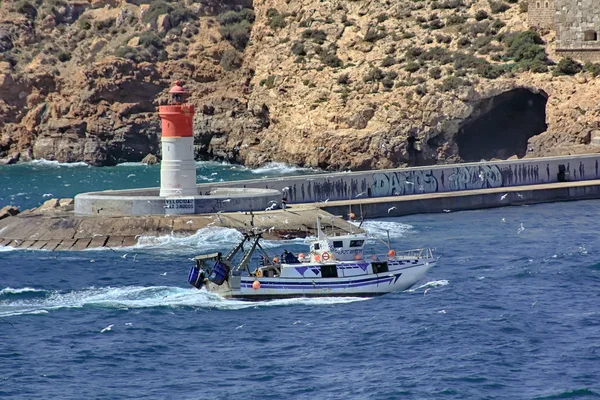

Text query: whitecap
(0, 287), (44, 295)
(249, 162), (317, 175)
(355, 220), (414, 239)
(125, 226), (243, 254)
(26, 159), (89, 168)
(407, 279), (449, 292)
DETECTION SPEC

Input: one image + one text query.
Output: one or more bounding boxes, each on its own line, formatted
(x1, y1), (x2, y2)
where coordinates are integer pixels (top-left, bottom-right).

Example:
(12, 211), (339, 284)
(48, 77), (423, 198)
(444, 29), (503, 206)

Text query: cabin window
(313, 243), (320, 250)
(350, 240), (365, 247)
(584, 30), (598, 41)
(372, 261), (389, 274)
(332, 241), (344, 248)
(321, 265), (338, 278)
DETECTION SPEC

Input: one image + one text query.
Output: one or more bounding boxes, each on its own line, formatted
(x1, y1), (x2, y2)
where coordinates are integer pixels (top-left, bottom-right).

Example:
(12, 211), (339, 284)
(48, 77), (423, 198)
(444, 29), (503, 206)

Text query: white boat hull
(204, 259), (436, 300)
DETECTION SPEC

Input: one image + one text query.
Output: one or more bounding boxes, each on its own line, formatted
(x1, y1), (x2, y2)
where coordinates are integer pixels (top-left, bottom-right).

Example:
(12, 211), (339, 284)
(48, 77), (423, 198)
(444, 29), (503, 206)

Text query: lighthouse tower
(159, 81), (197, 197)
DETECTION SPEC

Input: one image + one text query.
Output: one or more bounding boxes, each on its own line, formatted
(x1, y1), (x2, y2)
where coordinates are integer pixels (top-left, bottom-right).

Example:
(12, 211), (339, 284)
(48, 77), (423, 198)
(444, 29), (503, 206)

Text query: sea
(1, 160), (600, 400)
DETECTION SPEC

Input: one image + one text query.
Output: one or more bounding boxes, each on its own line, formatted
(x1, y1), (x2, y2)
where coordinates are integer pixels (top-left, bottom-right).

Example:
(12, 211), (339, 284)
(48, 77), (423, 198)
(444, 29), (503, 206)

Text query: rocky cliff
(1, 0), (599, 169)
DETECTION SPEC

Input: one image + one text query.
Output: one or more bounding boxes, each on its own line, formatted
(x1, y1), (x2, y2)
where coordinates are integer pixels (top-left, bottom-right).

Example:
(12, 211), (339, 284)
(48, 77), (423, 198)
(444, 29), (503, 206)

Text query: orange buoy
(314, 254), (321, 262)
(388, 249), (396, 257)
(252, 280), (261, 290)
(348, 212), (355, 219)
(273, 257), (279, 263)
(354, 254), (361, 260)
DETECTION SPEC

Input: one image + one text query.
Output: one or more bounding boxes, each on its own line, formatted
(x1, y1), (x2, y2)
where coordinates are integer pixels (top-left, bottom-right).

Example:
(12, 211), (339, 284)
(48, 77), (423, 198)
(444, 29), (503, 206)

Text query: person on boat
(281, 189), (288, 210)
(282, 250), (300, 264)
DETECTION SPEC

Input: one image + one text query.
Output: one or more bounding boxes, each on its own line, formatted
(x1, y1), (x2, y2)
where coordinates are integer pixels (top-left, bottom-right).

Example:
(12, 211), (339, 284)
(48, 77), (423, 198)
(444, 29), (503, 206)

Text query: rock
(59, 198), (74, 207)
(141, 153), (159, 165)
(0, 205), (20, 220)
(0, 152), (19, 165)
(37, 199), (60, 212)
(127, 36), (140, 47)
(157, 14), (171, 34)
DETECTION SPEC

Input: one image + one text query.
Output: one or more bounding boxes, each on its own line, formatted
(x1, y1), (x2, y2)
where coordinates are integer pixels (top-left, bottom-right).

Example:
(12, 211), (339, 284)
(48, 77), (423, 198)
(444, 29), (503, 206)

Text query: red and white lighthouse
(158, 81), (197, 197)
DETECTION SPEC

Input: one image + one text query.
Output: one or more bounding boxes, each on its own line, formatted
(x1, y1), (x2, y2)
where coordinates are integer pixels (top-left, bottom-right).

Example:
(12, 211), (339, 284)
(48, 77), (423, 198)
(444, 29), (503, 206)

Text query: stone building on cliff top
(528, 0), (600, 62)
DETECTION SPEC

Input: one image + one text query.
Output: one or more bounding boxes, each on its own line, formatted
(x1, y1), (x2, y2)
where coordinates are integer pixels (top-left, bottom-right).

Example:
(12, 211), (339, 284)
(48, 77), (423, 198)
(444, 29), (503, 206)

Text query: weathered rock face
(0, 0), (599, 170)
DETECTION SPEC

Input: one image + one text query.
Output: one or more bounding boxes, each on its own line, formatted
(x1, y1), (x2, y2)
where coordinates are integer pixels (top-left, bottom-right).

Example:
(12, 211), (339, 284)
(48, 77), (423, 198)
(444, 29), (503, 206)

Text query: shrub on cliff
(291, 42), (306, 56)
(555, 57), (582, 75)
(585, 62), (600, 77)
(220, 49), (242, 71)
(15, 1), (37, 20)
(143, 1), (173, 24)
(267, 8), (287, 30)
(217, 9), (255, 25)
(489, 1), (510, 13)
(321, 51), (342, 68)
(218, 8), (255, 50)
(302, 29), (327, 45)
(504, 30), (548, 70)
(475, 10), (489, 20)
(439, 76), (471, 91)
(57, 50), (71, 62)
(219, 20), (252, 50)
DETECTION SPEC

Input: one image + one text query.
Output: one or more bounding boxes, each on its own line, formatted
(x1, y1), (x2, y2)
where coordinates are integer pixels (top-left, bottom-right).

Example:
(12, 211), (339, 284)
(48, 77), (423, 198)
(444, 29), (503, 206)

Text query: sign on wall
(164, 197), (195, 214)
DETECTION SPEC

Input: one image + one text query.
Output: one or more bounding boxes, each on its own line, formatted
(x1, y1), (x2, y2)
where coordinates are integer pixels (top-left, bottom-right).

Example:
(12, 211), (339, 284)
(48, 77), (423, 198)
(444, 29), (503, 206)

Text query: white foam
(115, 162), (148, 167)
(127, 226), (243, 254)
(407, 279), (450, 292)
(249, 162), (316, 175)
(0, 285), (369, 317)
(356, 220), (414, 239)
(26, 159), (89, 168)
(0, 287), (44, 295)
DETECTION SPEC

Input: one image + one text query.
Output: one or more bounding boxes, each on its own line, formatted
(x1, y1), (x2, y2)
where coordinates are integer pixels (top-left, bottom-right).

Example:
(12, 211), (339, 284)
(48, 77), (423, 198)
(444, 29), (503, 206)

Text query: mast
(316, 217), (326, 240)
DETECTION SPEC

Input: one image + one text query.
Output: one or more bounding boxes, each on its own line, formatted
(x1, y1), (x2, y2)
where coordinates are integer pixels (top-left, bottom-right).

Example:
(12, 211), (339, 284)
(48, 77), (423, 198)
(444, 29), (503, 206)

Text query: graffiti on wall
(371, 170), (438, 197)
(447, 165), (503, 191)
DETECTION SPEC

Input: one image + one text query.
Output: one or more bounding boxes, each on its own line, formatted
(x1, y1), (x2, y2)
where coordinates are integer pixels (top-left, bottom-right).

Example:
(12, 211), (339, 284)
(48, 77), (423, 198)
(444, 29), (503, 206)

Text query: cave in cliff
(456, 88), (548, 162)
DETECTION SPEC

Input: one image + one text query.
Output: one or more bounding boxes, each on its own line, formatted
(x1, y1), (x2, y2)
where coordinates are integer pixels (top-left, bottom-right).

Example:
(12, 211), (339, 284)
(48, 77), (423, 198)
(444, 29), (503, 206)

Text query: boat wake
(0, 285), (369, 317)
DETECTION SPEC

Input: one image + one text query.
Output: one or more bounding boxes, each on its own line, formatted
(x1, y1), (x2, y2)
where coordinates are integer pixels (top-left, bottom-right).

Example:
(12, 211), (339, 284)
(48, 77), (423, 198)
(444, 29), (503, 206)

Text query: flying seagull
(388, 206), (397, 214)
(100, 324), (114, 333)
(500, 193), (508, 201)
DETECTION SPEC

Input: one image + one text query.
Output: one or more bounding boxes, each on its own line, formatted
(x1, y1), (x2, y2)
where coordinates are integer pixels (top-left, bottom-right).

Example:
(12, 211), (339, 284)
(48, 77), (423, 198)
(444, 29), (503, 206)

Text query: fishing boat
(188, 219), (438, 300)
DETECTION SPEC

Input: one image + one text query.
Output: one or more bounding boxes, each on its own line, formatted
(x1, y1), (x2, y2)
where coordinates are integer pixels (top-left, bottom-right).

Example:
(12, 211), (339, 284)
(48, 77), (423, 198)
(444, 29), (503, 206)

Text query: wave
(115, 162), (151, 167)
(249, 162), (317, 175)
(125, 226), (243, 253)
(407, 279), (450, 292)
(0, 287), (45, 296)
(25, 159), (90, 168)
(0, 285), (368, 317)
(356, 220), (414, 240)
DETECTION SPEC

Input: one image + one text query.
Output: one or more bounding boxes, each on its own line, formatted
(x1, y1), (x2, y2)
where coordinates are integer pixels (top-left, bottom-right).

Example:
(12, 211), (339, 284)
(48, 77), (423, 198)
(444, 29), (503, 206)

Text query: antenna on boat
(386, 230), (391, 250)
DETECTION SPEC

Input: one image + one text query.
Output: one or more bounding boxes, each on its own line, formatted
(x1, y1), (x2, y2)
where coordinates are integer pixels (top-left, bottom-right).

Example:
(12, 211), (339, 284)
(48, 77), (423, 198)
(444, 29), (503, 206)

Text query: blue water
(2, 163), (600, 399)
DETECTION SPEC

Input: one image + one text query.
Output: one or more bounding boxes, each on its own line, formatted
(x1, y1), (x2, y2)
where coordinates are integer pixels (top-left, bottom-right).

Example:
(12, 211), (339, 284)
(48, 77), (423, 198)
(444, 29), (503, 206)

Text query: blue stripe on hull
(240, 273), (399, 289)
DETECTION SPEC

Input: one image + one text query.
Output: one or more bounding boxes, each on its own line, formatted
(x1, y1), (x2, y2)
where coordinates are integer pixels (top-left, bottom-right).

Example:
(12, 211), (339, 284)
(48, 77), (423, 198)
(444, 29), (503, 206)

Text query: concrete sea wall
(198, 154), (600, 203)
(74, 154), (600, 216)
